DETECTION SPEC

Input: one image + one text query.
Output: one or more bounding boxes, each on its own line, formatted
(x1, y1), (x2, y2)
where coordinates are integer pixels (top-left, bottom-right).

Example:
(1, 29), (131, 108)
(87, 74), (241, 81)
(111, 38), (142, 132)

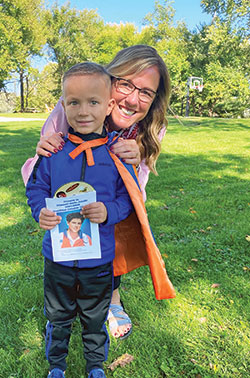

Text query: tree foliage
(201, 0), (250, 36)
(143, 1), (191, 111)
(1, 0), (249, 117)
(44, 4), (149, 96)
(44, 4), (104, 96)
(0, 0), (46, 109)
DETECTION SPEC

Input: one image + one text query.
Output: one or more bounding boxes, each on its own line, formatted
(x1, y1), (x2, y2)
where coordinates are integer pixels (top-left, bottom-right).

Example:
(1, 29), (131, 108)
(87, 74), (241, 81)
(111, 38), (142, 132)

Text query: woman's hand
(36, 132), (65, 157)
(81, 202), (107, 224)
(110, 138), (141, 165)
(39, 208), (61, 230)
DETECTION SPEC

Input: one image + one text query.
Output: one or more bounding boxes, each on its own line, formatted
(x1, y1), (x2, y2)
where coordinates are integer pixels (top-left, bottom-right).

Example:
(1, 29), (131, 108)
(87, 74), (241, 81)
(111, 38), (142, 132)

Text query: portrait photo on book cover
(59, 211), (92, 249)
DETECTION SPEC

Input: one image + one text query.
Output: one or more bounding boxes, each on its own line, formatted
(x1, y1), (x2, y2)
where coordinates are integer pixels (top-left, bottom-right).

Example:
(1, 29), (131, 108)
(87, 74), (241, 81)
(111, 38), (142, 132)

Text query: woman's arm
(21, 98), (69, 185)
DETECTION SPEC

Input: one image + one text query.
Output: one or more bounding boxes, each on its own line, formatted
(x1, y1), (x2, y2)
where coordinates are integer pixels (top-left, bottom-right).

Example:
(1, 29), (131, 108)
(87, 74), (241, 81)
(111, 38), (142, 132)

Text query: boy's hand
(81, 202), (107, 224)
(39, 208), (61, 230)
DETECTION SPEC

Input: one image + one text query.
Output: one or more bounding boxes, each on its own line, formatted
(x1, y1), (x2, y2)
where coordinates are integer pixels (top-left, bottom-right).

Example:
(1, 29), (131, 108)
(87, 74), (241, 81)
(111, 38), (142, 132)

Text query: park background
(0, 0), (250, 377)
(0, 0), (249, 117)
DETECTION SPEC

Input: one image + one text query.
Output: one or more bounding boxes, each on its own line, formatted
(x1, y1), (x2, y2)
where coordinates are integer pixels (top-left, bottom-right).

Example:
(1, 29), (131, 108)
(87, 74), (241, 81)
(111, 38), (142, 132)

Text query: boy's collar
(68, 126), (107, 141)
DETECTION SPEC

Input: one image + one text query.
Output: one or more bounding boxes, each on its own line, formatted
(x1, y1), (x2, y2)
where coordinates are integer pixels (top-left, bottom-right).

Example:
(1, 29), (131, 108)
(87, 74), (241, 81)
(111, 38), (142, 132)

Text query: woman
(22, 45), (171, 340)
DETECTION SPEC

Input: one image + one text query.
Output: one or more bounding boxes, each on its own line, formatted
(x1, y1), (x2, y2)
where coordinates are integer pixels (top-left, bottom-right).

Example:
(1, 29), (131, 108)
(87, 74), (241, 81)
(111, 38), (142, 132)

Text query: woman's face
(109, 65), (160, 130)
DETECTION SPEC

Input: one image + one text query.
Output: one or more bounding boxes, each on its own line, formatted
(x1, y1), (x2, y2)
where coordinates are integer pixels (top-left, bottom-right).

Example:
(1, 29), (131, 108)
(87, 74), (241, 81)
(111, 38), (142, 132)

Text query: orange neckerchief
(68, 133), (108, 166)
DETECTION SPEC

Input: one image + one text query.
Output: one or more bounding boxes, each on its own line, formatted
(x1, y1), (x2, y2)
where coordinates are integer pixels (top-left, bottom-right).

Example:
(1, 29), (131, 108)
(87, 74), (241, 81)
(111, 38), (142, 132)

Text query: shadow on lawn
(0, 122), (41, 153)
(1, 125), (250, 376)
(2, 149), (249, 295)
(0, 124), (42, 190)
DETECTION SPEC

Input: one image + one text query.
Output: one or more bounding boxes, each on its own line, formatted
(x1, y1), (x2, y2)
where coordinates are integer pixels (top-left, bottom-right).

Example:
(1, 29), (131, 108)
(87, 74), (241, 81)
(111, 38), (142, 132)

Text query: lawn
(0, 115), (249, 377)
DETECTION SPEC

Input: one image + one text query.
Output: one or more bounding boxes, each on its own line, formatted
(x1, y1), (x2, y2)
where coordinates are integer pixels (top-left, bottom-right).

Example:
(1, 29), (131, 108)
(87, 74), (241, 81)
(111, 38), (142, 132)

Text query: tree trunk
(20, 69), (24, 112)
(26, 75), (29, 109)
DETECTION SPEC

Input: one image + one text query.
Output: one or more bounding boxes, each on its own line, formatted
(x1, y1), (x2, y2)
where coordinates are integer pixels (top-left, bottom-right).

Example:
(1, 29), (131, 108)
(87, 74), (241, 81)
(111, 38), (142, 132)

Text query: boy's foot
(47, 368), (65, 378)
(108, 303), (132, 340)
(88, 368), (106, 378)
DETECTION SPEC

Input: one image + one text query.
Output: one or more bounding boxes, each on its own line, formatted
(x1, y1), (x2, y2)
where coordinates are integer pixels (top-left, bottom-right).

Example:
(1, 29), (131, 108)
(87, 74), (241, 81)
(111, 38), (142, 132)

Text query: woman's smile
(109, 66), (160, 129)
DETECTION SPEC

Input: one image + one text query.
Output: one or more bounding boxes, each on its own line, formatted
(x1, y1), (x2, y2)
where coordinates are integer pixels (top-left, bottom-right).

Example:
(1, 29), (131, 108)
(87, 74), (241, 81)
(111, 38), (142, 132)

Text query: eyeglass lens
(116, 79), (156, 102)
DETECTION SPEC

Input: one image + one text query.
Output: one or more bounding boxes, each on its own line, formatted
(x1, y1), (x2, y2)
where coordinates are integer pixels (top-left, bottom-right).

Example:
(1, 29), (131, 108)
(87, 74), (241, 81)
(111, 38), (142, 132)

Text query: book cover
(46, 191), (101, 262)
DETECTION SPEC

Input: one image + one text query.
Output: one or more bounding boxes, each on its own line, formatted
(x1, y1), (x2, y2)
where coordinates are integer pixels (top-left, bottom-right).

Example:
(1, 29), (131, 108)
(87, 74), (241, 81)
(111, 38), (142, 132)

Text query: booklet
(45, 190), (101, 262)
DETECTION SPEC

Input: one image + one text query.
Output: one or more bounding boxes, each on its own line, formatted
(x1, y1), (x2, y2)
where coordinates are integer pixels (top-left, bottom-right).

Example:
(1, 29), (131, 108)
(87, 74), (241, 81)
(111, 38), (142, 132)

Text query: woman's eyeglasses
(114, 78), (157, 103)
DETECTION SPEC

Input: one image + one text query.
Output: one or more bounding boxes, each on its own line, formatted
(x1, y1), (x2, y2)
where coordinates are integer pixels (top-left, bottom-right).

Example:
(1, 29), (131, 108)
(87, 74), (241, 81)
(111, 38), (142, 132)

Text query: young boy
(26, 62), (134, 378)
(60, 212), (91, 248)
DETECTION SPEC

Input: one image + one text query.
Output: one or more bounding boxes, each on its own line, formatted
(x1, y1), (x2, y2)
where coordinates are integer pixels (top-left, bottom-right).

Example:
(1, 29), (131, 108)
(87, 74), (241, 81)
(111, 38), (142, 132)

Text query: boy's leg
(77, 262), (113, 373)
(44, 258), (78, 372)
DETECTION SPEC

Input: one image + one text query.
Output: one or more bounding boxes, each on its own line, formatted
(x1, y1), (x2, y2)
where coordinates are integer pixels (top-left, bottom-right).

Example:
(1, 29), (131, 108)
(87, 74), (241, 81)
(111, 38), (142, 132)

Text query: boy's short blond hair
(63, 62), (112, 89)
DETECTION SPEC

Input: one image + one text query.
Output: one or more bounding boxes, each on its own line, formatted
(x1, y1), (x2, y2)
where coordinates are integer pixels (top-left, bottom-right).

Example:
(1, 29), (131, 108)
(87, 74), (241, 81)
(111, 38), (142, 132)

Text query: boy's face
(62, 74), (115, 134)
(67, 218), (82, 233)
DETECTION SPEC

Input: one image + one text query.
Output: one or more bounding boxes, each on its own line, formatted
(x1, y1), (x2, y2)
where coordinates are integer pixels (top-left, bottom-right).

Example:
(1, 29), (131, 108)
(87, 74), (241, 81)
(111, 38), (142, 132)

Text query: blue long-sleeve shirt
(26, 128), (133, 268)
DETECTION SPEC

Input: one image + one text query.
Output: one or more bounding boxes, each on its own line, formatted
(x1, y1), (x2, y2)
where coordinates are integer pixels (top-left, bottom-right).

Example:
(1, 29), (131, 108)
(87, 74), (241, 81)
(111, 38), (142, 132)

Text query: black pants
(44, 258), (113, 372)
(113, 275), (121, 290)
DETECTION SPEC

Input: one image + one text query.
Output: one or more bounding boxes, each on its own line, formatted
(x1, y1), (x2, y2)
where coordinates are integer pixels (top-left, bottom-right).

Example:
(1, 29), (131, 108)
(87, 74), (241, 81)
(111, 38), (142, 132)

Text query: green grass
(0, 115), (249, 377)
(0, 112), (47, 119)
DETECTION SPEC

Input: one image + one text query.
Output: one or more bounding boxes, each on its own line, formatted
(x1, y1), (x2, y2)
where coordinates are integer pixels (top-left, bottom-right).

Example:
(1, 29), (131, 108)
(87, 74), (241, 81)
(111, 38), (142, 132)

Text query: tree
(182, 2), (250, 117)
(0, 0), (46, 111)
(143, 1), (191, 113)
(44, 3), (152, 96)
(201, 1), (250, 74)
(18, 63), (58, 112)
(93, 22), (150, 65)
(0, 8), (21, 88)
(201, 0), (250, 36)
(44, 4), (104, 96)
(202, 61), (250, 117)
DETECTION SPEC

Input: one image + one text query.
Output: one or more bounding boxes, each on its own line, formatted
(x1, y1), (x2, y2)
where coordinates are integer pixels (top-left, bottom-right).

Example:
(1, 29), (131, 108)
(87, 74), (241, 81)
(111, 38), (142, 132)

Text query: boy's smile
(62, 74), (114, 135)
(67, 218), (82, 234)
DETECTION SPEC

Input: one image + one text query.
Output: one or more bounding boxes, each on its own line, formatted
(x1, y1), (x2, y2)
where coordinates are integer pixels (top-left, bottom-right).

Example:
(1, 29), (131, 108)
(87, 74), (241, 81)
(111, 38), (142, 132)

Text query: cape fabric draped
(68, 132), (176, 300)
(108, 150), (175, 300)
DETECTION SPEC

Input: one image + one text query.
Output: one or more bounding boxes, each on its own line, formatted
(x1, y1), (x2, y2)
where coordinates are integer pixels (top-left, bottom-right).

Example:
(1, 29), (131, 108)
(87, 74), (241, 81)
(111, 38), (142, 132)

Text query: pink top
(21, 98), (166, 201)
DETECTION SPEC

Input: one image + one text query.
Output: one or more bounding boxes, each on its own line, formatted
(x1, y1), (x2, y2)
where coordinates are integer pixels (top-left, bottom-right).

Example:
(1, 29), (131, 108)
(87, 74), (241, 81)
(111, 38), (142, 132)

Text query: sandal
(108, 303), (132, 340)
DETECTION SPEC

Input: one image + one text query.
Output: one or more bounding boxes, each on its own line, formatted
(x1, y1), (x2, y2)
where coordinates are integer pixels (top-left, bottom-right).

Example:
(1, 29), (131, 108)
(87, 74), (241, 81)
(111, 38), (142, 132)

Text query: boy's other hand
(36, 132), (65, 157)
(81, 202), (107, 223)
(39, 208), (61, 230)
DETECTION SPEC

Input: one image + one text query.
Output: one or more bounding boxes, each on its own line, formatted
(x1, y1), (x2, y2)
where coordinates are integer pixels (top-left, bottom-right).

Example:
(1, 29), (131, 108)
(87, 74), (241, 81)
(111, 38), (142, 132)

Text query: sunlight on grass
(1, 116), (249, 377)
(0, 261), (23, 277)
(0, 202), (27, 228)
(19, 318), (43, 350)
(0, 112), (47, 118)
(0, 190), (12, 203)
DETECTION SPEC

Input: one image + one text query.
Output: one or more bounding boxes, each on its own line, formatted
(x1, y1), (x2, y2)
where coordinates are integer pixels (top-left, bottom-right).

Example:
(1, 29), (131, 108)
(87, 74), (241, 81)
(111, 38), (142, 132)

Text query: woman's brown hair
(106, 45), (171, 174)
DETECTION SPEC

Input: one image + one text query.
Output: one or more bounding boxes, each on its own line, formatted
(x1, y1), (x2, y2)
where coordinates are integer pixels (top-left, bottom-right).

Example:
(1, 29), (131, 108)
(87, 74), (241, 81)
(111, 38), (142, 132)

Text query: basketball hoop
(189, 76), (203, 92)
(185, 76), (204, 117)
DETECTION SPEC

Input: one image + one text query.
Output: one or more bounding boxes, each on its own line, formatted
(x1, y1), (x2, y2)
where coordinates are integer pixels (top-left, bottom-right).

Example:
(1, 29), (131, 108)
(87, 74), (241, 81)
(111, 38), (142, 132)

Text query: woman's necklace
(105, 121), (139, 140)
(117, 123), (139, 140)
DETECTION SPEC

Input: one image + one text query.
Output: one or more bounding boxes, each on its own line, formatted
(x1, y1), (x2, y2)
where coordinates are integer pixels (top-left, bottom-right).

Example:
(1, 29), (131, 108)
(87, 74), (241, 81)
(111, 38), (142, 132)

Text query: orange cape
(68, 133), (176, 300)
(109, 151), (176, 300)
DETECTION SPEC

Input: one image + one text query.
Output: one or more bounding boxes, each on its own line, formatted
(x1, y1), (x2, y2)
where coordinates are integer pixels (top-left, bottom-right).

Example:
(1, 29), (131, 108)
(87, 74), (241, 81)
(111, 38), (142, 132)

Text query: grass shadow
(1, 119), (250, 377)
